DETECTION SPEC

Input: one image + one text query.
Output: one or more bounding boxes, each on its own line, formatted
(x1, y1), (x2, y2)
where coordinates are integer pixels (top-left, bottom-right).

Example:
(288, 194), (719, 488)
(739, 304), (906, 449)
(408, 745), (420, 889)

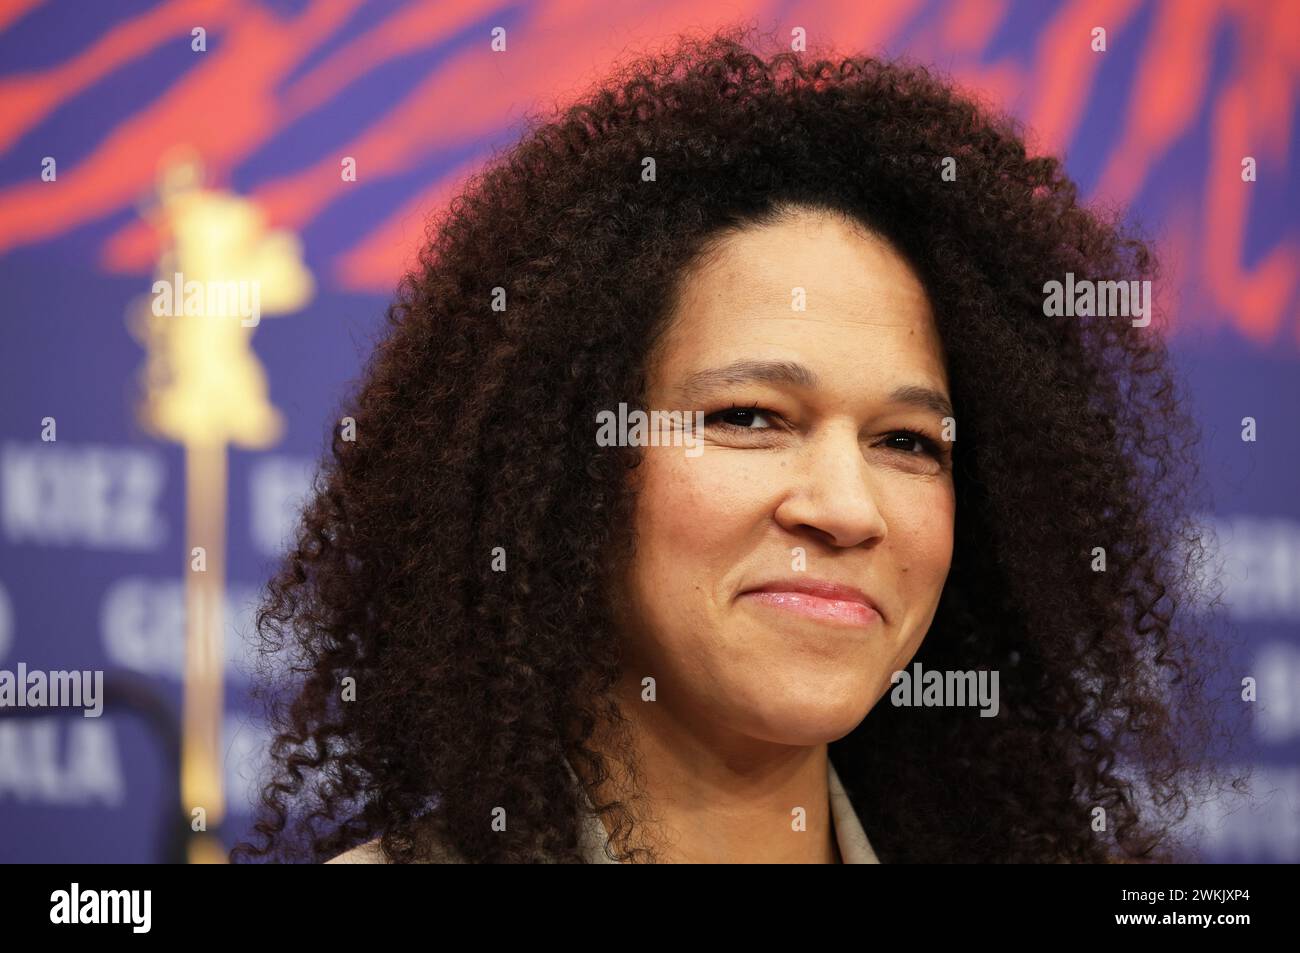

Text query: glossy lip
(736, 577), (885, 628)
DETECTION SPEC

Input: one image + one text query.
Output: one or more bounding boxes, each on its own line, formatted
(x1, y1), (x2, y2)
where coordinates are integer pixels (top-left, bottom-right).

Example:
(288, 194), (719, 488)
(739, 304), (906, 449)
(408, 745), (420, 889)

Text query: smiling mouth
(743, 587), (883, 624)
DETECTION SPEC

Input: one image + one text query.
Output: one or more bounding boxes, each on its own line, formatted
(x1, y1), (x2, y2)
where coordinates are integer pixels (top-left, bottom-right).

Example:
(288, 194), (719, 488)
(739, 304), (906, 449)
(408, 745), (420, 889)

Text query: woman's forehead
(651, 215), (948, 398)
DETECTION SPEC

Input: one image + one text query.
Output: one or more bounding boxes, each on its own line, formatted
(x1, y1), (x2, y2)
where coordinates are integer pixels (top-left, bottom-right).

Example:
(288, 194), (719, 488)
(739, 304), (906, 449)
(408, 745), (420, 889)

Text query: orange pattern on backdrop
(0, 0), (1295, 343)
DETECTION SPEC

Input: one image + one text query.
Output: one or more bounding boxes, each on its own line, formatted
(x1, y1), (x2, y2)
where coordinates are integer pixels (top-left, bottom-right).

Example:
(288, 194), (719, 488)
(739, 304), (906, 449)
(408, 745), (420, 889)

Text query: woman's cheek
(631, 451), (735, 604)
(648, 448), (777, 535)
(885, 477), (955, 625)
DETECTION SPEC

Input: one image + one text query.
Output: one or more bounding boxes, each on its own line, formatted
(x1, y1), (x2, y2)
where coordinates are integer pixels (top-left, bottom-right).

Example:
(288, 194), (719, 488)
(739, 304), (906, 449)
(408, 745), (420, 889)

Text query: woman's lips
(737, 583), (883, 628)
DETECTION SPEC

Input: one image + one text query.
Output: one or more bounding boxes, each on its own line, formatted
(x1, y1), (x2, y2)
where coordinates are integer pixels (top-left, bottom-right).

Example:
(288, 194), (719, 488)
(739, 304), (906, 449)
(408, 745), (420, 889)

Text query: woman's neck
(573, 682), (840, 863)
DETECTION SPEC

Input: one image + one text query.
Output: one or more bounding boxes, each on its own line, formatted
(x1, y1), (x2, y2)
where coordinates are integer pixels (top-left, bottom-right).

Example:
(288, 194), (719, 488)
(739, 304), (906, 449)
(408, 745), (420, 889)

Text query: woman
(234, 26), (1239, 864)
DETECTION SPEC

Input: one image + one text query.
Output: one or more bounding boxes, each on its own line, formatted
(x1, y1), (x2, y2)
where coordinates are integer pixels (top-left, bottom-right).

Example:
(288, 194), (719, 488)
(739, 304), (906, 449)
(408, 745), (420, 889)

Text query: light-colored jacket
(327, 758), (880, 863)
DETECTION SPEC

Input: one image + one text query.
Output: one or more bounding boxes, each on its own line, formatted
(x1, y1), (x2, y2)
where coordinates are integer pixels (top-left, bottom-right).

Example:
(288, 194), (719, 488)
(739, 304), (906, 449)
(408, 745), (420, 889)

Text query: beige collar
(566, 755), (880, 863)
(326, 757), (881, 863)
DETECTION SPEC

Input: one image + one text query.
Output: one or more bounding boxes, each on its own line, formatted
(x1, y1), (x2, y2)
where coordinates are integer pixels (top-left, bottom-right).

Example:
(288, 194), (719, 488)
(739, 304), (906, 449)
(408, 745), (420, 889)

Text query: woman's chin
(733, 694), (875, 747)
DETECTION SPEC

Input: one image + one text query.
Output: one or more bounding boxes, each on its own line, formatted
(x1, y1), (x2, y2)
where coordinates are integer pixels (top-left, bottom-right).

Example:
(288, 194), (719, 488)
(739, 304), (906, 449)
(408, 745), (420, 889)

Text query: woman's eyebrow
(677, 359), (953, 418)
(678, 359), (818, 402)
(889, 384), (954, 420)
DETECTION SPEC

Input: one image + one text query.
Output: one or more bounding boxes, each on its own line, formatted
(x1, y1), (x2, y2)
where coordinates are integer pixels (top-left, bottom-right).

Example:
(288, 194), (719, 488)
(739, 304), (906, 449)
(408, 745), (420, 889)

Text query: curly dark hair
(232, 23), (1247, 864)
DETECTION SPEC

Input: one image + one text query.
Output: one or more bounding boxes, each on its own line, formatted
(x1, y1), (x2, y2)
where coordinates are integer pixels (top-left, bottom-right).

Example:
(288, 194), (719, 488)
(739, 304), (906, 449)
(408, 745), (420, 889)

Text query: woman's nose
(772, 426), (887, 549)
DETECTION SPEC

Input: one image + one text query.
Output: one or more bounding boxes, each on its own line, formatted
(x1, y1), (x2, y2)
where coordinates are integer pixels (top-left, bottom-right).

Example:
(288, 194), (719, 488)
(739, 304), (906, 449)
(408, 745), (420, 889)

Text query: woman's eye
(706, 405), (775, 430)
(884, 431), (938, 455)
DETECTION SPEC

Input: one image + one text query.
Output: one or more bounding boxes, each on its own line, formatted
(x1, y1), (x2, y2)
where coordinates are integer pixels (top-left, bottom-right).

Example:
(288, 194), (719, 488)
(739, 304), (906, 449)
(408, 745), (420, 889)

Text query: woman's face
(617, 207), (955, 749)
